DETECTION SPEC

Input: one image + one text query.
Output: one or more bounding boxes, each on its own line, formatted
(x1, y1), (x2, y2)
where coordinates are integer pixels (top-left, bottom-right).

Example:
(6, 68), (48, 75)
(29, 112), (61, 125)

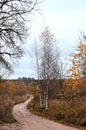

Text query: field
(29, 96), (86, 130)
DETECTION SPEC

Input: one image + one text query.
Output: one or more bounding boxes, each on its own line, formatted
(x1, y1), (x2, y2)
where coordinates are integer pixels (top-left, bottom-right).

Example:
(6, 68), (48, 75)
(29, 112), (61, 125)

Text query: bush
(29, 97), (86, 129)
(55, 113), (65, 120)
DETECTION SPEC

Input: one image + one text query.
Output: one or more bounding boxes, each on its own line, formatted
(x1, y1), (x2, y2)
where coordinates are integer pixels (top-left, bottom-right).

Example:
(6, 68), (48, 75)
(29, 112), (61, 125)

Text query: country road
(12, 96), (81, 130)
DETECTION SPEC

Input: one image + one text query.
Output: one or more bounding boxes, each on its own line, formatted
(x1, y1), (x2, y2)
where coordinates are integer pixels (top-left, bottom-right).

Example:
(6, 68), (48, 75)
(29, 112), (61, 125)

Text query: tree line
(0, 0), (86, 112)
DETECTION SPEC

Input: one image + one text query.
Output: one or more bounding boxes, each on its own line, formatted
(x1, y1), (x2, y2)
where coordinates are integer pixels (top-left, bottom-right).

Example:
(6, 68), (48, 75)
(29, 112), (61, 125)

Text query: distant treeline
(3, 77), (86, 99)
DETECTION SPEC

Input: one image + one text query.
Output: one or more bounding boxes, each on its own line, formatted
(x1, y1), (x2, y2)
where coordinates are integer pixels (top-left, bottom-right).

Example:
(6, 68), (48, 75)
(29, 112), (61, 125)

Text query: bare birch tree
(34, 40), (42, 107)
(39, 27), (60, 110)
(0, 0), (38, 74)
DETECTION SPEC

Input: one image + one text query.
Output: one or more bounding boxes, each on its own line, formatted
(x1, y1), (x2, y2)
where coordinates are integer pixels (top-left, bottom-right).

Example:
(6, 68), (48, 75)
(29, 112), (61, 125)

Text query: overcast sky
(8, 0), (86, 79)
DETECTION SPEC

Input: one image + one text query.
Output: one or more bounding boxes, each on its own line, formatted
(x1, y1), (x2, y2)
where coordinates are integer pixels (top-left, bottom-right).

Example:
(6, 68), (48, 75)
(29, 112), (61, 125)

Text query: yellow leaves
(66, 34), (86, 92)
(66, 68), (72, 74)
(66, 65), (81, 79)
(67, 37), (86, 79)
(65, 78), (81, 93)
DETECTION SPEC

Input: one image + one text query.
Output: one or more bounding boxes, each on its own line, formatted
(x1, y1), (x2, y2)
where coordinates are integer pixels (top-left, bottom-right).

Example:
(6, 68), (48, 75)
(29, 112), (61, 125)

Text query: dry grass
(29, 96), (86, 129)
(0, 95), (27, 124)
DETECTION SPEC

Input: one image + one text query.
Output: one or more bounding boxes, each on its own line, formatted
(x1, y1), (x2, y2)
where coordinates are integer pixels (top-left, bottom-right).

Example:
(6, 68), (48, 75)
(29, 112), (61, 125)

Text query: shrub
(29, 97), (86, 129)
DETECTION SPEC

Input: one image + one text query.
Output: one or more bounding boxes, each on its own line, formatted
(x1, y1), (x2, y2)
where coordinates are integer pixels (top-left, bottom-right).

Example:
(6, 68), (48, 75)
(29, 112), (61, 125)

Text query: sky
(7, 0), (86, 79)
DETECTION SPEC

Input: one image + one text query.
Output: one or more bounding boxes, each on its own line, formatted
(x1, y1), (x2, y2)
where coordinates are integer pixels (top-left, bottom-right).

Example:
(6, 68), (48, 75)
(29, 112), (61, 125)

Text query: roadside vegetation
(28, 31), (86, 129)
(0, 77), (30, 124)
(28, 91), (86, 129)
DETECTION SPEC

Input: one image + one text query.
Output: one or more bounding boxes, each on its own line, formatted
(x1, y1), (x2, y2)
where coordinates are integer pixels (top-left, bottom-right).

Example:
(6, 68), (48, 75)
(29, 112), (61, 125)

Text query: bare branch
(0, 0), (38, 74)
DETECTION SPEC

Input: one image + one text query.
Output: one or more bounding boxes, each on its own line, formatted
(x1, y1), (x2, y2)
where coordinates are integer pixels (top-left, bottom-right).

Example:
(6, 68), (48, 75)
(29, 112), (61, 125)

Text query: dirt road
(12, 96), (81, 130)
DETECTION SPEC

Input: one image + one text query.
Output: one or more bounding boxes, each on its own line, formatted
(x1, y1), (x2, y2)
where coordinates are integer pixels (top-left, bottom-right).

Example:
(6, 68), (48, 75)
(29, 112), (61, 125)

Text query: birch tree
(34, 40), (42, 107)
(39, 27), (60, 110)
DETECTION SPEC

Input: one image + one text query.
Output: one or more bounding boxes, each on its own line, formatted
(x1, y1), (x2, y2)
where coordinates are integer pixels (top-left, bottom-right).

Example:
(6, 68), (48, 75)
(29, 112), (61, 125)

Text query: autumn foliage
(65, 34), (86, 96)
(0, 77), (27, 123)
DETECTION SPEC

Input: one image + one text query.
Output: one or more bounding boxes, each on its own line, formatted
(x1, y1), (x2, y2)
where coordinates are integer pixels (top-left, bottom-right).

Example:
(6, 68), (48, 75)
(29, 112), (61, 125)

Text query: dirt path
(12, 96), (81, 130)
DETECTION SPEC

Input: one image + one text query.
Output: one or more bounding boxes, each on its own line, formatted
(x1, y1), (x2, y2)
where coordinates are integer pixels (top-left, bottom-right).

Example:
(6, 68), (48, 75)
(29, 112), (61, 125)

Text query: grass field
(28, 96), (86, 130)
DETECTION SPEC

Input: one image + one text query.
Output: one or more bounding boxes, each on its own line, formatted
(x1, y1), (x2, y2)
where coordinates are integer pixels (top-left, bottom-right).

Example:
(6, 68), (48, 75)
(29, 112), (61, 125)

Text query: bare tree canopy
(40, 27), (60, 80)
(37, 27), (60, 110)
(0, 0), (38, 74)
